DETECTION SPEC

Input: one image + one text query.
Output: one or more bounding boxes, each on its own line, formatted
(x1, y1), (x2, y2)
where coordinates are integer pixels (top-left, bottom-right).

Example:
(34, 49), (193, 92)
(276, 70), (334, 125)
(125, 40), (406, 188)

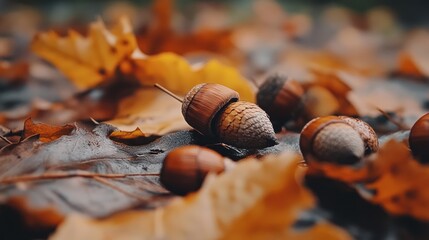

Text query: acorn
(409, 113), (429, 163)
(300, 116), (378, 164)
(155, 83), (278, 149)
(256, 75), (304, 131)
(160, 145), (235, 195)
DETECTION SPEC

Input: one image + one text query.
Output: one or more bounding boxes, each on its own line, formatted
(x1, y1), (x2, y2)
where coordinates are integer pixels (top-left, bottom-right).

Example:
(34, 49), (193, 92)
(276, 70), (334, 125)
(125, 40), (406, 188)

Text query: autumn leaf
(51, 152), (350, 240)
(31, 17), (136, 90)
(307, 137), (429, 221)
(0, 60), (29, 83)
(21, 118), (75, 143)
(105, 88), (190, 136)
(364, 140), (429, 221)
(397, 30), (429, 79)
(122, 50), (255, 102)
(0, 123), (207, 230)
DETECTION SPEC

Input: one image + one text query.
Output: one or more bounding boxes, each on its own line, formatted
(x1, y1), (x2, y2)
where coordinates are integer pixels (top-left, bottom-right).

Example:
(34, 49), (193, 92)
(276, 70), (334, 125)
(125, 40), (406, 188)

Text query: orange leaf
(127, 50), (255, 102)
(31, 17), (136, 90)
(51, 153), (350, 240)
(22, 118), (75, 143)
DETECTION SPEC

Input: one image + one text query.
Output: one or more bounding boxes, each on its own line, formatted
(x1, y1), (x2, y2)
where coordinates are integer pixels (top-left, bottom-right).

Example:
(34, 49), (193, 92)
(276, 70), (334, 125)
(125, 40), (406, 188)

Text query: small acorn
(155, 83), (278, 149)
(256, 75), (305, 131)
(300, 116), (378, 164)
(409, 113), (429, 163)
(160, 145), (235, 195)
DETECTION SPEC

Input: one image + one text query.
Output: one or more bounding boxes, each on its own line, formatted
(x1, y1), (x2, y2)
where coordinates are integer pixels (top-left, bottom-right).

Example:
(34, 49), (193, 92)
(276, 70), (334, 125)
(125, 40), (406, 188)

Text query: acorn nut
(300, 116), (378, 164)
(160, 145), (235, 195)
(409, 113), (429, 163)
(156, 83), (278, 149)
(256, 75), (304, 131)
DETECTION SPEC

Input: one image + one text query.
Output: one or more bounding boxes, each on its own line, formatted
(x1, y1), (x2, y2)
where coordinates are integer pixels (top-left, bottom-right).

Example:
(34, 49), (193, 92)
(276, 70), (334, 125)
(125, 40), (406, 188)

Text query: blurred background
(1, 0), (429, 129)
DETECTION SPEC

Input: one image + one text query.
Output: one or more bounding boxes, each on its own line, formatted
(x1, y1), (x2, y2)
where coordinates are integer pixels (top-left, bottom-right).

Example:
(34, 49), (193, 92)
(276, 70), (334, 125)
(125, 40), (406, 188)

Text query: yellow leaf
(31, 17), (136, 90)
(105, 88), (191, 135)
(51, 153), (350, 240)
(130, 50), (255, 102)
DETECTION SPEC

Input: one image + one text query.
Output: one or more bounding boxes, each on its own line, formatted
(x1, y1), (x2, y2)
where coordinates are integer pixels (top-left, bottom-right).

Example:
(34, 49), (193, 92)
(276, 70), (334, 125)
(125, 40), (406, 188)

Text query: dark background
(0, 0), (429, 26)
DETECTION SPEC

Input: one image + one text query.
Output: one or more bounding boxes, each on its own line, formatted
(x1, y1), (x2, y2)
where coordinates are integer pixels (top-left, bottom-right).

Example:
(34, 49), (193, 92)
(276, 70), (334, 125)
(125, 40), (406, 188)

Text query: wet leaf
(0, 122), (206, 232)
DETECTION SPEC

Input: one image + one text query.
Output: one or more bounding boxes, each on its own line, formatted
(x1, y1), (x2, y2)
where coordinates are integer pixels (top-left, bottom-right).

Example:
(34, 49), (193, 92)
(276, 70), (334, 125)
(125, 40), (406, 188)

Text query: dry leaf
(31, 17), (136, 90)
(0, 60), (29, 83)
(397, 30), (429, 78)
(307, 139), (429, 221)
(364, 140), (429, 220)
(122, 50), (255, 102)
(21, 118), (75, 143)
(51, 152), (350, 240)
(105, 88), (191, 135)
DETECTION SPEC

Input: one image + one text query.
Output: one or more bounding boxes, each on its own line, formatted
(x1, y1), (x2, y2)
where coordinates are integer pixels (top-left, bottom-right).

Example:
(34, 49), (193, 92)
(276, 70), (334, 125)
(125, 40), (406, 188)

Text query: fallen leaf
(397, 30), (429, 79)
(51, 152), (350, 240)
(122, 50), (255, 102)
(21, 118), (75, 143)
(364, 140), (429, 221)
(0, 123), (207, 232)
(109, 127), (159, 146)
(307, 137), (429, 221)
(31, 17), (136, 90)
(0, 60), (29, 84)
(105, 88), (191, 135)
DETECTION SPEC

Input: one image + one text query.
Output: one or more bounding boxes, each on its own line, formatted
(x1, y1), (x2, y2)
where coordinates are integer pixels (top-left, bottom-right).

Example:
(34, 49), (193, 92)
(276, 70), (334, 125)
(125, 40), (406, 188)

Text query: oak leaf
(31, 17), (136, 90)
(51, 152), (350, 240)
(123, 50), (255, 102)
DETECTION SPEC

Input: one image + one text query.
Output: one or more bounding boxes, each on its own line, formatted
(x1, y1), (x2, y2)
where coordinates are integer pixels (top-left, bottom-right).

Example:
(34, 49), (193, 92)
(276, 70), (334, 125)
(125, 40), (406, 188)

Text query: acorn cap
(300, 116), (365, 164)
(338, 116), (379, 155)
(216, 101), (278, 149)
(160, 145), (226, 196)
(257, 75), (304, 123)
(182, 83), (239, 136)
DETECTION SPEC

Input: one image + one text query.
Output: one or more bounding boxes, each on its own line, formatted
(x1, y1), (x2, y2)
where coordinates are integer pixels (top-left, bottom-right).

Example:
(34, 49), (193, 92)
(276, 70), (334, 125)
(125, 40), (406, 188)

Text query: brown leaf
(21, 118), (75, 143)
(307, 138), (429, 221)
(0, 123), (207, 232)
(0, 60), (29, 84)
(51, 153), (350, 240)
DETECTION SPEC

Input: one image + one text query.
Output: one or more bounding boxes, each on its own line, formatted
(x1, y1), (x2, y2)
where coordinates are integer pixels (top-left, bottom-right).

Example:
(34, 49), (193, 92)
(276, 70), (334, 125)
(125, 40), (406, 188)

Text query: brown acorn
(160, 145), (235, 195)
(155, 83), (278, 149)
(256, 75), (304, 131)
(409, 113), (429, 163)
(300, 116), (378, 164)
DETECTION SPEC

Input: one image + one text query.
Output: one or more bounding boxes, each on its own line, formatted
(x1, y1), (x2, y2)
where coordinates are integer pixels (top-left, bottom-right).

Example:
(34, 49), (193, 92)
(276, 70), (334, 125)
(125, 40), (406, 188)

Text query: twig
(0, 135), (12, 144)
(0, 170), (159, 185)
(376, 108), (410, 131)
